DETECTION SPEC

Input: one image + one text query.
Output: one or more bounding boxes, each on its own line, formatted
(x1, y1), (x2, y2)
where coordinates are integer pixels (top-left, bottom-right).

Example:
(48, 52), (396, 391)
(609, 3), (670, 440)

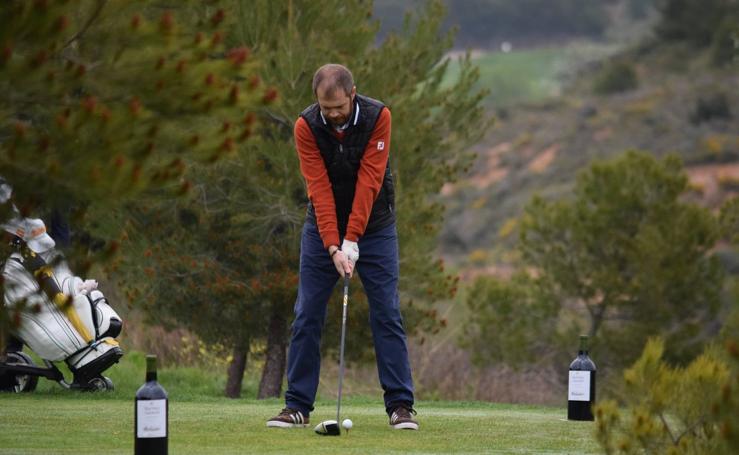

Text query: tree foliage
(463, 151), (725, 370)
(121, 0), (489, 396)
(655, 0), (738, 48)
(720, 196), (739, 244)
(595, 338), (739, 454)
(593, 182), (739, 454)
(1, 0), (267, 216)
(365, 3), (489, 314)
(710, 15), (739, 67)
(521, 151), (723, 367)
(0, 0), (269, 350)
(460, 272), (560, 367)
(593, 61), (639, 95)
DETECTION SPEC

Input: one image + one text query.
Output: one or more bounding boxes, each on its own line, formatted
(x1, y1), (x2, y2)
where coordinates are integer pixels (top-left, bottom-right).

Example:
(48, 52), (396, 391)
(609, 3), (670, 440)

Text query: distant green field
(444, 48), (563, 108)
(1, 351), (600, 454)
(445, 44), (616, 108)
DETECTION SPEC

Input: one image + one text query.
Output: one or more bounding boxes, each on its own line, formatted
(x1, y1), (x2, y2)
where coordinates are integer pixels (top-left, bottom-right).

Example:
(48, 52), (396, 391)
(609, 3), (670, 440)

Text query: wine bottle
(135, 355), (168, 455)
(567, 335), (596, 421)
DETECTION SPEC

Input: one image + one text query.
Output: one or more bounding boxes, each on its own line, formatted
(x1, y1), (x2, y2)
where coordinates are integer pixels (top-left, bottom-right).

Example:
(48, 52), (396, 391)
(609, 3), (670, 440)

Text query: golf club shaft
(336, 273), (350, 423)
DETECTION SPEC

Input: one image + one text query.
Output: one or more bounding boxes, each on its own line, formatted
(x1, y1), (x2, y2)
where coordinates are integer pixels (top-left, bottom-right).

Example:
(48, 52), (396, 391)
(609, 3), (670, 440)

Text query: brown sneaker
(266, 408), (309, 428)
(389, 406), (419, 430)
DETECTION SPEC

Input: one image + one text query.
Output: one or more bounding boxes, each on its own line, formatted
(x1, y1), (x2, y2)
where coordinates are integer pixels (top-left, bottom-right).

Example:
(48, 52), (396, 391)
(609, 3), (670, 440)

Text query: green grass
(0, 396), (600, 454)
(2, 350), (600, 454)
(24, 350), (235, 401)
(444, 48), (563, 108)
(445, 43), (618, 108)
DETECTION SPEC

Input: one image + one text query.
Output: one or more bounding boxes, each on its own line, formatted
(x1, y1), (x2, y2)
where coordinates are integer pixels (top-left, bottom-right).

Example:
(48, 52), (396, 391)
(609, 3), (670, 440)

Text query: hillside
(439, 42), (738, 272)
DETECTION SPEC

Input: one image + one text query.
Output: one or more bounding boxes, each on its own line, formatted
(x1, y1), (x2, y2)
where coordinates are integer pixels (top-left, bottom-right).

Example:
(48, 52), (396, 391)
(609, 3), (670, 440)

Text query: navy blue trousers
(285, 221), (414, 417)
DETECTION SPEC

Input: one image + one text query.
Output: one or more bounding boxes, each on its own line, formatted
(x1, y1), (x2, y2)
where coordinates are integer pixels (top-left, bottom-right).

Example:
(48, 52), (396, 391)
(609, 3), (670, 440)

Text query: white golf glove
(75, 279), (98, 295)
(0, 180), (12, 204)
(341, 239), (359, 264)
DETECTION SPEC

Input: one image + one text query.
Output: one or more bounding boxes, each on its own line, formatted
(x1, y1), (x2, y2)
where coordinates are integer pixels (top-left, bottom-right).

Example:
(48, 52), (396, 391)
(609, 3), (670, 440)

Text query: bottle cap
(146, 354), (157, 372)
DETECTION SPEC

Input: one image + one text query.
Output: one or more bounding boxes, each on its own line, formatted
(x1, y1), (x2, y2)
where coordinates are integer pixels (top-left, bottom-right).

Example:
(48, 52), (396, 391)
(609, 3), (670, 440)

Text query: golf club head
(314, 420), (341, 436)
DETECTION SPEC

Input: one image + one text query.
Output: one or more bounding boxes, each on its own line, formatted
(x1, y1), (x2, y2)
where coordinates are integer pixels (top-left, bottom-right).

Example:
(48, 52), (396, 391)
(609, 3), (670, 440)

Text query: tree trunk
(257, 306), (288, 399)
(225, 340), (249, 398)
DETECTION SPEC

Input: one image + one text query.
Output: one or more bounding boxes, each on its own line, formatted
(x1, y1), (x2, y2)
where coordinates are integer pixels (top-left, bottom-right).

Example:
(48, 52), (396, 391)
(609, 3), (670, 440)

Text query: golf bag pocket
(65, 337), (121, 376)
(86, 290), (122, 339)
(70, 294), (96, 340)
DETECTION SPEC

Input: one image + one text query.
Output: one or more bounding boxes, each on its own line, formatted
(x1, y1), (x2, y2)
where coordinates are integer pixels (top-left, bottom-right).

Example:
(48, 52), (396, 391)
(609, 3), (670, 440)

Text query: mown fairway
(443, 44), (617, 108)
(0, 394), (599, 454)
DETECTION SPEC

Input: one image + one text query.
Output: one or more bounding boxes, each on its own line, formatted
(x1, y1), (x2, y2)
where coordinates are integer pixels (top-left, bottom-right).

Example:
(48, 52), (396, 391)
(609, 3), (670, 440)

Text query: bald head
(312, 64), (355, 98)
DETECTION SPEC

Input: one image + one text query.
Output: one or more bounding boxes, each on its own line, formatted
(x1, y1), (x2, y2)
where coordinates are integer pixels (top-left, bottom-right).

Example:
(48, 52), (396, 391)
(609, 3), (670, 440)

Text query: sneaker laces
(393, 406), (417, 420)
(278, 407), (300, 417)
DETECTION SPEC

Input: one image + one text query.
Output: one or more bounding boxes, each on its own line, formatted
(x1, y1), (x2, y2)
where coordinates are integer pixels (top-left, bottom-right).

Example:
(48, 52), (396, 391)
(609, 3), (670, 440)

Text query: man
(267, 64), (418, 430)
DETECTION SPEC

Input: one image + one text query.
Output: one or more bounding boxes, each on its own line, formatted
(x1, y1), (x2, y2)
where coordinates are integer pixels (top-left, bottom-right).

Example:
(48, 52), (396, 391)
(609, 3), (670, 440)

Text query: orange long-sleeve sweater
(295, 107), (391, 250)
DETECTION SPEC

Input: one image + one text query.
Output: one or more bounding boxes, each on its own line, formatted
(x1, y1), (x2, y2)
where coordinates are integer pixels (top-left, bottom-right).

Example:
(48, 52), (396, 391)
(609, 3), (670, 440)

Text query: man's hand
(329, 245), (354, 278)
(341, 239), (359, 264)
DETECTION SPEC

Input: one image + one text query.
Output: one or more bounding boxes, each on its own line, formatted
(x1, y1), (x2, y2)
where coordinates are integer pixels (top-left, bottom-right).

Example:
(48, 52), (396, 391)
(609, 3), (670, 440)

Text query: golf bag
(1, 240), (123, 391)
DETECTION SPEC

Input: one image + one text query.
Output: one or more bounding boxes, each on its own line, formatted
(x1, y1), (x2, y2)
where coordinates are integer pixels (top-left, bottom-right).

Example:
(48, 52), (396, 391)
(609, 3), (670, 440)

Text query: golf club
(315, 273), (350, 436)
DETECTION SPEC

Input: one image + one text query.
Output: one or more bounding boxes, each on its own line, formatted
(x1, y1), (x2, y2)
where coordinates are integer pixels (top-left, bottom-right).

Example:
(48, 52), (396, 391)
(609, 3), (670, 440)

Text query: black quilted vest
(301, 94), (396, 237)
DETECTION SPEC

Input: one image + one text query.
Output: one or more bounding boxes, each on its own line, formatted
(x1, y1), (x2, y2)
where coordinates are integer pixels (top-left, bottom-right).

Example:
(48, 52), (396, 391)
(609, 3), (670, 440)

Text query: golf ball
(342, 418), (353, 430)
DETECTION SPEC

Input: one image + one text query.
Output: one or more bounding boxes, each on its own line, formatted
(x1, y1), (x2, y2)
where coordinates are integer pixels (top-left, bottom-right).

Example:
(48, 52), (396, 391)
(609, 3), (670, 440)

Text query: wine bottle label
(136, 399), (167, 438)
(568, 371), (591, 401)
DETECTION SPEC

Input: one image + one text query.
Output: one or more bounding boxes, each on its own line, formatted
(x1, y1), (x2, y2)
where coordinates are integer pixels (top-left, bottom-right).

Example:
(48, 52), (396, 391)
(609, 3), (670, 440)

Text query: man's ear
(351, 86), (356, 98)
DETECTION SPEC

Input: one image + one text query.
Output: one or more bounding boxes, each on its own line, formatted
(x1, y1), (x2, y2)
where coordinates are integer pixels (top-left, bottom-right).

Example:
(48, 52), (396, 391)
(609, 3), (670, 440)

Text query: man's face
(317, 84), (356, 127)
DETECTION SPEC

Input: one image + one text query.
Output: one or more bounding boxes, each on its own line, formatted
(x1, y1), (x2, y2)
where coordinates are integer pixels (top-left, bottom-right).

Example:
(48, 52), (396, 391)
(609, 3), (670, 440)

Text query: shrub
(595, 337), (739, 455)
(655, 0), (730, 47)
(517, 151), (723, 369)
(711, 17), (739, 67)
(593, 62), (638, 95)
(690, 93), (732, 124)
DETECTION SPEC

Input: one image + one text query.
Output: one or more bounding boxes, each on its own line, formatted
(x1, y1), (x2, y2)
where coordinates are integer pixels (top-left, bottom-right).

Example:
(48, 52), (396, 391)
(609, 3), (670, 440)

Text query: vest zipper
(339, 144), (343, 154)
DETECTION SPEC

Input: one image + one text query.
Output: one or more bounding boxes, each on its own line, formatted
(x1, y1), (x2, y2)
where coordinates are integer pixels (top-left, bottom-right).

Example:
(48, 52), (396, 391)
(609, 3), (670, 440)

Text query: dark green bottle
(567, 335), (596, 421)
(135, 355), (168, 454)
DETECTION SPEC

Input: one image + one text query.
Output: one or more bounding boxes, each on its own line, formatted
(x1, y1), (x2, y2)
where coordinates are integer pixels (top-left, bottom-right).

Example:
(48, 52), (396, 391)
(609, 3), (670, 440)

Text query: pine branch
(262, 109), (292, 130)
(62, 0), (108, 51)
(674, 415), (709, 446)
(659, 413), (678, 445)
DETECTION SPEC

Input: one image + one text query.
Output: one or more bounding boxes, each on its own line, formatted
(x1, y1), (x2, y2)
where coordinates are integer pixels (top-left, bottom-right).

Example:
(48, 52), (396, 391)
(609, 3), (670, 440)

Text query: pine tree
(594, 187), (739, 455)
(655, 0), (735, 47)
(595, 338), (739, 454)
(522, 151), (723, 367)
(460, 272), (561, 367)
(463, 151), (725, 370)
(0, 1), (269, 351)
(126, 0), (489, 397)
